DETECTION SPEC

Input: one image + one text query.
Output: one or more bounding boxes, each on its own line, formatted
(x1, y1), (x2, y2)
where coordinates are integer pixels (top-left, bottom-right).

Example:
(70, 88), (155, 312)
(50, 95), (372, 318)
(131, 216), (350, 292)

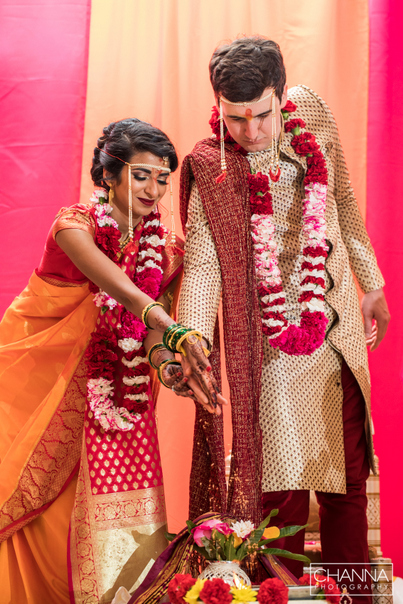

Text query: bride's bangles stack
(162, 323), (203, 355)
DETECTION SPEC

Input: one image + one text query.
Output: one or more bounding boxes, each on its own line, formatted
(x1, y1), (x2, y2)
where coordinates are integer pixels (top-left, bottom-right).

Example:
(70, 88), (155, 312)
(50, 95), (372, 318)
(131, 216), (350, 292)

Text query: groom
(177, 35), (389, 597)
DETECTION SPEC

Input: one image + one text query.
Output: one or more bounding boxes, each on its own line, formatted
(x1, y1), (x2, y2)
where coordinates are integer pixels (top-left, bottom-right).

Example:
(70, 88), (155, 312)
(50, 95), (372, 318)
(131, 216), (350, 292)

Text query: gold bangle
(141, 302), (165, 329)
(147, 343), (168, 369)
(202, 346), (211, 358)
(176, 330), (203, 356)
(157, 359), (181, 388)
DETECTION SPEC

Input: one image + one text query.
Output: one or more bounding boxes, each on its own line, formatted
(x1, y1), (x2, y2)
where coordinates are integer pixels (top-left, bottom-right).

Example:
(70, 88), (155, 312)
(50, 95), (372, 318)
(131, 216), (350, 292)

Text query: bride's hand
(160, 362), (196, 400)
(161, 360), (225, 415)
(180, 336), (227, 415)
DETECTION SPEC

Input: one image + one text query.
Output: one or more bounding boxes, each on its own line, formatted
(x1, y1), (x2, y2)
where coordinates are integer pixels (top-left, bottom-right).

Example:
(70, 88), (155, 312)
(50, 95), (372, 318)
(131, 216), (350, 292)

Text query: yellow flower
(184, 579), (205, 604)
(263, 526), (280, 540)
(233, 534), (243, 548)
(231, 586), (257, 602)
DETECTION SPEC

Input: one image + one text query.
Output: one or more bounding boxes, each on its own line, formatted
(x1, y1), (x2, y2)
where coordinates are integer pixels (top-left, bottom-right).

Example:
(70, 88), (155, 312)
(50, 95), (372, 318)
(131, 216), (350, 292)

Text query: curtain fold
(367, 0), (403, 574)
(0, 0), (91, 313)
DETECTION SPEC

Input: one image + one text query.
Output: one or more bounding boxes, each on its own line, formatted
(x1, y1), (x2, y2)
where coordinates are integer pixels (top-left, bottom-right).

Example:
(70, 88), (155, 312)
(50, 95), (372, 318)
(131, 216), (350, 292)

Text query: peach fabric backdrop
(80, 0), (369, 533)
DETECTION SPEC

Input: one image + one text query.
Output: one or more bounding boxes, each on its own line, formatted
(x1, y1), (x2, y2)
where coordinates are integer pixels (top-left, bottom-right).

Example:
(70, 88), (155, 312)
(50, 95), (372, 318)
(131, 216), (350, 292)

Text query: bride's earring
(109, 186), (114, 205)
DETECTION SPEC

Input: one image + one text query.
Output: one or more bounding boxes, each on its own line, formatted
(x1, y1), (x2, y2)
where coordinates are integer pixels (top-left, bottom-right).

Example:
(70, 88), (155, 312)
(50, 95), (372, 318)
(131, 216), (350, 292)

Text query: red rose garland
(85, 190), (166, 431)
(210, 100), (330, 356)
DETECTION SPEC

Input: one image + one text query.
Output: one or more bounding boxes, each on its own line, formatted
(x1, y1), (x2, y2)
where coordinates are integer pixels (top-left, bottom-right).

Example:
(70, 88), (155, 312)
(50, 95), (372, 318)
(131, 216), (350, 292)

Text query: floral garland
(168, 573), (341, 604)
(85, 189), (166, 431)
(299, 573), (341, 604)
(210, 101), (329, 356)
(168, 574), (288, 604)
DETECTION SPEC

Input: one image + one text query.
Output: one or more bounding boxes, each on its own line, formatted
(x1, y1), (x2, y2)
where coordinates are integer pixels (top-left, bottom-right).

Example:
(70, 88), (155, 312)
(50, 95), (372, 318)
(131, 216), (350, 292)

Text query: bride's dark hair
(91, 118), (178, 191)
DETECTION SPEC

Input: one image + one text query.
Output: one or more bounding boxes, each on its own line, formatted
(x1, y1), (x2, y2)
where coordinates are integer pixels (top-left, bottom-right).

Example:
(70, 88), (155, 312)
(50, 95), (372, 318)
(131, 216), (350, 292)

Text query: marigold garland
(85, 189), (166, 431)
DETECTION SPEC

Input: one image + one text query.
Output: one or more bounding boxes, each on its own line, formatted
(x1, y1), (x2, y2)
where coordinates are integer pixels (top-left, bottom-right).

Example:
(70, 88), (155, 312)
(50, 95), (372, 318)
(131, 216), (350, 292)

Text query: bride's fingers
(187, 375), (209, 405)
(187, 376), (221, 414)
(216, 392), (228, 406)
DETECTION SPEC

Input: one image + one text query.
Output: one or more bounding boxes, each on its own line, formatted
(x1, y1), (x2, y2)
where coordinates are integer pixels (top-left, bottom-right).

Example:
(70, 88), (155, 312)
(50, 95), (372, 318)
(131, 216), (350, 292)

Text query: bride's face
(110, 151), (170, 224)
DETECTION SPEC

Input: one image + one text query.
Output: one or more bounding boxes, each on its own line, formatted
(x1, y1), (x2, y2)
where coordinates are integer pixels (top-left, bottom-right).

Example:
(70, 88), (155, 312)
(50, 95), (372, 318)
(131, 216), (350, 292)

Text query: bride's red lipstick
(138, 197), (155, 207)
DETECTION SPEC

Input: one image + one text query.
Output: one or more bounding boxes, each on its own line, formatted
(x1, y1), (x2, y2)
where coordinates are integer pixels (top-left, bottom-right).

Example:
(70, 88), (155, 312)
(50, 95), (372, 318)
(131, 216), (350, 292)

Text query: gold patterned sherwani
(178, 86), (385, 494)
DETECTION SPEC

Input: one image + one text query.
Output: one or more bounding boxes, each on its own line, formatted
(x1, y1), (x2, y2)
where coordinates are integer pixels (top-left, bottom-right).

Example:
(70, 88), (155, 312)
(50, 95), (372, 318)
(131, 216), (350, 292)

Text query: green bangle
(168, 327), (189, 351)
(147, 343), (168, 370)
(163, 323), (181, 350)
(142, 302), (165, 329)
(157, 359), (181, 388)
(163, 323), (193, 352)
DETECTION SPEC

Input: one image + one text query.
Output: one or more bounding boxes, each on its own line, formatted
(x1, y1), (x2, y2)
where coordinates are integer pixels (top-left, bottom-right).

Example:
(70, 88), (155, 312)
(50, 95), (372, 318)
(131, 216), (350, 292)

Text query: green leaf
(165, 532), (177, 542)
(259, 538), (278, 546)
(192, 543), (213, 560)
(233, 542), (247, 561)
(186, 520), (196, 532)
(256, 191), (264, 197)
(226, 532), (236, 561)
(248, 529), (264, 545)
(279, 524), (307, 538)
(213, 530), (226, 559)
(257, 509), (279, 531)
(201, 536), (214, 559)
(260, 549), (310, 563)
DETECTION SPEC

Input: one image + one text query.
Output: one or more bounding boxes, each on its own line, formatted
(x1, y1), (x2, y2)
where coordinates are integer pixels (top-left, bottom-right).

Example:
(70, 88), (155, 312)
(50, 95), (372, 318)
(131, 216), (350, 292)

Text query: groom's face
(220, 85), (288, 153)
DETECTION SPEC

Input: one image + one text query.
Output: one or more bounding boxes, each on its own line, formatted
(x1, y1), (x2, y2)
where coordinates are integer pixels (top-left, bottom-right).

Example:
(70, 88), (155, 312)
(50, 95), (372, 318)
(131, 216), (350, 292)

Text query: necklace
(85, 189), (166, 430)
(210, 101), (329, 356)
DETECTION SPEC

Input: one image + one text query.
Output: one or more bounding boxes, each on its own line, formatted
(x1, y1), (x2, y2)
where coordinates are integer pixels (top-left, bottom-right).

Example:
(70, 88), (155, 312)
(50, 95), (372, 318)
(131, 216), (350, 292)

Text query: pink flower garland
(85, 190), (166, 431)
(209, 101), (329, 356)
(249, 100), (329, 355)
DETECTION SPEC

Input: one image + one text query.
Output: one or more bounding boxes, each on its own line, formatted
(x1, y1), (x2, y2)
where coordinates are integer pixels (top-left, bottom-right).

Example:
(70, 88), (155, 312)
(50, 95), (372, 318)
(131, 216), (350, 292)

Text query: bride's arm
(56, 228), (174, 330)
(56, 227), (224, 411)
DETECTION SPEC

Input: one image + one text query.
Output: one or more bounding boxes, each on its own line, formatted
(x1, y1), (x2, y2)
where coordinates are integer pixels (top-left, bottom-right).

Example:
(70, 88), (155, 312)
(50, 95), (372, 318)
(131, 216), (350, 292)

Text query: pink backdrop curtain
(368, 0), (403, 570)
(0, 0), (91, 311)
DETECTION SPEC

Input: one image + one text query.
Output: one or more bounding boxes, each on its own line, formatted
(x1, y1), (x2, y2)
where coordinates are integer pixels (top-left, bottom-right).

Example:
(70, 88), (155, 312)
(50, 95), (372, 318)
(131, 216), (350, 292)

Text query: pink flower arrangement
(183, 511), (308, 565)
(192, 519), (234, 546)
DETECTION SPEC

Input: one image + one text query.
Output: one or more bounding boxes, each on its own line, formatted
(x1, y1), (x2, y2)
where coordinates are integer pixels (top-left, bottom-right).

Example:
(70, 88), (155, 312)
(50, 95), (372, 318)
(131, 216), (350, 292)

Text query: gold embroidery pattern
(70, 427), (167, 604)
(86, 410), (163, 496)
(52, 204), (96, 240)
(0, 357), (87, 538)
(94, 487), (166, 531)
(70, 445), (99, 604)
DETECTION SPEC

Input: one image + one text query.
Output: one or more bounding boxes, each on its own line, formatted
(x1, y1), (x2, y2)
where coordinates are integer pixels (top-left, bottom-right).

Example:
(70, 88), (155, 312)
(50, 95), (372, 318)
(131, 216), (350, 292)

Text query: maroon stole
(180, 138), (264, 525)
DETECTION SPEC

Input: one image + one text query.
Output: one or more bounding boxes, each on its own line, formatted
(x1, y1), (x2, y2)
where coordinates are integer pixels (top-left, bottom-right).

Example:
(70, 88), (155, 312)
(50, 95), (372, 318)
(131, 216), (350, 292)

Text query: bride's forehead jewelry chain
(216, 89), (280, 183)
(97, 148), (173, 241)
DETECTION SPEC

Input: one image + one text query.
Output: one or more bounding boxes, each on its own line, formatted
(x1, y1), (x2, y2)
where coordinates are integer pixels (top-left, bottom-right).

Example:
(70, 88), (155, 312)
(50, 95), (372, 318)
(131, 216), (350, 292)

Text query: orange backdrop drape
(79, 0), (370, 535)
